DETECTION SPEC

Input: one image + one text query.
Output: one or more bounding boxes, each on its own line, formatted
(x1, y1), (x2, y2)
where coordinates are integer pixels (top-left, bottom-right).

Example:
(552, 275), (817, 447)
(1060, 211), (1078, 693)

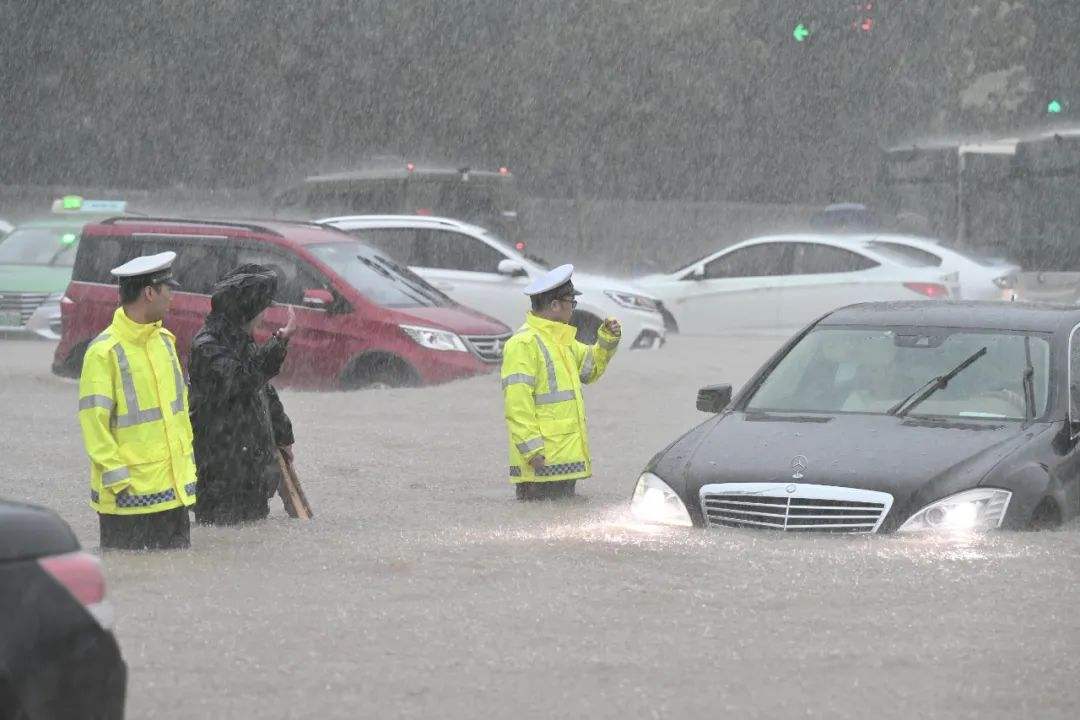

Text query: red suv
(52, 217), (511, 389)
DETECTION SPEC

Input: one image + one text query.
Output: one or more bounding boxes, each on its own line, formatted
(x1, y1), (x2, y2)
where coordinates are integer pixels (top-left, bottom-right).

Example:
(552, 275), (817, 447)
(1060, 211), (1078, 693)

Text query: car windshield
(481, 229), (550, 269)
(307, 241), (452, 308)
(0, 227), (78, 267)
(745, 326), (1051, 420)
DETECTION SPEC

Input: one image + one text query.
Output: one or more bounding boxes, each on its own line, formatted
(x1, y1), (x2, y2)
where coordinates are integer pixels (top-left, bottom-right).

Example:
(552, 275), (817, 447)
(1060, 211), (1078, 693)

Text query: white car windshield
(746, 326), (1050, 420)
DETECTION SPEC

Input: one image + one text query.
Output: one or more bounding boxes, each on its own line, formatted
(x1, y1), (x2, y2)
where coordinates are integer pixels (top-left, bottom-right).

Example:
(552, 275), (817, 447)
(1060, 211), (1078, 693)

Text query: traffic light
(1047, 99), (1065, 115)
(793, 22), (811, 42)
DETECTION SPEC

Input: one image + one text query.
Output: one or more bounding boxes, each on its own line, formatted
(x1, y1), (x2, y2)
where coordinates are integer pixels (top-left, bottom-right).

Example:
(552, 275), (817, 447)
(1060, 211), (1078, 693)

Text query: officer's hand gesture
(277, 306), (298, 340)
(602, 317), (621, 337)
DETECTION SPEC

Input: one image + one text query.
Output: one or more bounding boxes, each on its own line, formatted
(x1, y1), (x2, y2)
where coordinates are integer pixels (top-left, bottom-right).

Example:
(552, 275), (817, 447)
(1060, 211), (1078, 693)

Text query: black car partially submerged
(631, 302), (1080, 533)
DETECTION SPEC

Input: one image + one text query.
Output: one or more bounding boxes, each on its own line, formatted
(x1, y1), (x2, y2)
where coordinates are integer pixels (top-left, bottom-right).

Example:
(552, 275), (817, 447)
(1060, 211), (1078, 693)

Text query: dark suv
(274, 159), (522, 240)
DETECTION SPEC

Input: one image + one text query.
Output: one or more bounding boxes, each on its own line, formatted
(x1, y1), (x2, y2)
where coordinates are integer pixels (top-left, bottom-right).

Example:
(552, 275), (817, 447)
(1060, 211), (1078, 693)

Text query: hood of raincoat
(210, 264), (279, 323)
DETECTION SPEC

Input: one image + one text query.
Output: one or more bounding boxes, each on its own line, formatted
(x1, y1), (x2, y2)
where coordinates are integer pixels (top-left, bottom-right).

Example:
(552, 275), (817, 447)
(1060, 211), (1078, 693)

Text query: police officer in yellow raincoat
(501, 264), (621, 500)
(78, 252), (197, 550)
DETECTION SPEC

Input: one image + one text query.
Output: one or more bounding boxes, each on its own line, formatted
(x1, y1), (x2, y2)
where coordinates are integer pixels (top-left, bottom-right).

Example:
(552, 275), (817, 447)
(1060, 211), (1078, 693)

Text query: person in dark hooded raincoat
(188, 264), (297, 525)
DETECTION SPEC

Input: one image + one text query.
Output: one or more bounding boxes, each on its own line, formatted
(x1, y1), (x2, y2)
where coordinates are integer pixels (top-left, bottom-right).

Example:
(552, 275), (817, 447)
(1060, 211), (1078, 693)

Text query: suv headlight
(630, 472), (692, 527)
(897, 488), (1012, 533)
(604, 290), (659, 312)
(399, 324), (468, 352)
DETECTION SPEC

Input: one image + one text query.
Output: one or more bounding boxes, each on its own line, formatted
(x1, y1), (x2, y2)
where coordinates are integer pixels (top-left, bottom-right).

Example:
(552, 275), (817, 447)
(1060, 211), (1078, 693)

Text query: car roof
(319, 214), (494, 235)
(820, 301), (1080, 333)
(303, 166), (508, 183)
(12, 217), (104, 230)
(82, 217), (356, 246)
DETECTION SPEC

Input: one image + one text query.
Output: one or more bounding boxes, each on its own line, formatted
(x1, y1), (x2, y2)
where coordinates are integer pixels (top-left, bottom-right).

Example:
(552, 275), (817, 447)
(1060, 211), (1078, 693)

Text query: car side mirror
(498, 259), (527, 277)
(302, 288), (335, 310)
(697, 384), (733, 413)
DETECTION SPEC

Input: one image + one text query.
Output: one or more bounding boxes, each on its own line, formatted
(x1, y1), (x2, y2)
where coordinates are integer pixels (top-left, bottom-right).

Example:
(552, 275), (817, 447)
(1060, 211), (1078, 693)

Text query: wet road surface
(2, 335), (1078, 719)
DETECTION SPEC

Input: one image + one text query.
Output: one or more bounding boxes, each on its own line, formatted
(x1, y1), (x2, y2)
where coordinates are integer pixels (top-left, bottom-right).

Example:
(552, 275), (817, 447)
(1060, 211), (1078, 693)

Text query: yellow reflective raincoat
(501, 312), (620, 483)
(78, 307), (197, 515)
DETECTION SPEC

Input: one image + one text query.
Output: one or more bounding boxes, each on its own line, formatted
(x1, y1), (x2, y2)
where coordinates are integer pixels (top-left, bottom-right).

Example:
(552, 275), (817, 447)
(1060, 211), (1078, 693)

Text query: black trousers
(99, 507), (191, 550)
(515, 480), (576, 501)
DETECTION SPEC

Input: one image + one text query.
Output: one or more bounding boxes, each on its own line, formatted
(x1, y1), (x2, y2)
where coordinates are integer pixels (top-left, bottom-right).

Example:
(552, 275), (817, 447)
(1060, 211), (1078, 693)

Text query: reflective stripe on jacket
(501, 312), (619, 483)
(78, 307), (197, 515)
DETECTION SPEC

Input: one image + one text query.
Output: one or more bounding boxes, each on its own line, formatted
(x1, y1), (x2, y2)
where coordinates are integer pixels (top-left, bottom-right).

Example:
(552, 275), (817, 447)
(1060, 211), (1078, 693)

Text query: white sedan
(634, 234), (960, 335)
(319, 215), (667, 349)
(855, 234), (1020, 301)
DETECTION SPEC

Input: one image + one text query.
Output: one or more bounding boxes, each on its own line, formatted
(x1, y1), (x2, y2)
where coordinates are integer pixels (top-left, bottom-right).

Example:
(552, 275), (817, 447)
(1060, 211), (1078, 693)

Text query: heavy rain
(1, 2), (1079, 719)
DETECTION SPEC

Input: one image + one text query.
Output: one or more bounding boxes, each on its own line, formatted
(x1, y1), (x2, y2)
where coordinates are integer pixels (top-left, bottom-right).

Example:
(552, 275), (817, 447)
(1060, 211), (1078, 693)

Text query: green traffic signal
(793, 23), (811, 42)
(1047, 99), (1063, 114)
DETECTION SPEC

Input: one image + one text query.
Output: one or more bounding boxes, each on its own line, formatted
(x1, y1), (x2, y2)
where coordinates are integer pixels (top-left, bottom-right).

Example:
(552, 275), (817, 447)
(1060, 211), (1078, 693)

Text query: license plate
(0, 311), (23, 327)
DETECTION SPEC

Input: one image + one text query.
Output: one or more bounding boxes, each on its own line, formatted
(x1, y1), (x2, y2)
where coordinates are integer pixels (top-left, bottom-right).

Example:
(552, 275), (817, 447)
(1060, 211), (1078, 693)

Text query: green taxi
(0, 197), (129, 338)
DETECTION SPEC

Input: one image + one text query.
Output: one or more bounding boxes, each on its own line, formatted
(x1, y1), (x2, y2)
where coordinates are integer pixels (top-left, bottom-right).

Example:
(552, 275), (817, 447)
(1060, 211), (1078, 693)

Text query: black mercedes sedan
(630, 302), (1080, 534)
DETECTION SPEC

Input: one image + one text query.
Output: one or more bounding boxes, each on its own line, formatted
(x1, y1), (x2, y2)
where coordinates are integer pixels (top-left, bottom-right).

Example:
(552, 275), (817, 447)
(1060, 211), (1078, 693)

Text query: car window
(865, 241), (942, 267)
(235, 246), (329, 305)
(128, 236), (234, 295)
(348, 228), (422, 266)
(0, 227), (80, 267)
(72, 236), (124, 283)
(789, 243), (879, 274)
(303, 181), (404, 215)
(703, 243), (790, 279)
(415, 229), (506, 273)
(747, 326), (1051, 420)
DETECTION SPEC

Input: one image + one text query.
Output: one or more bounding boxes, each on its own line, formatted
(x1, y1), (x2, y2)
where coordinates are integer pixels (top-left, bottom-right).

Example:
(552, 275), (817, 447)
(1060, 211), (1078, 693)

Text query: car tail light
(405, 162), (415, 172)
(38, 551), (113, 630)
(904, 282), (949, 298)
(499, 166), (510, 176)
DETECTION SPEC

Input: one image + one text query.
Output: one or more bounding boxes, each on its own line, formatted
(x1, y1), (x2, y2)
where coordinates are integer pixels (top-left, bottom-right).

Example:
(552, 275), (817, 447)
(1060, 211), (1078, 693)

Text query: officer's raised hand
(602, 317), (622, 337)
(275, 306), (298, 341)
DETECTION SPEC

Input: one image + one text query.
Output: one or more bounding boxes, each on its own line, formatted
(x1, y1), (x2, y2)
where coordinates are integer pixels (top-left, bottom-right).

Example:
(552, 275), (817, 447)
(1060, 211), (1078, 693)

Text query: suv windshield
(745, 326), (1050, 420)
(308, 241), (452, 308)
(0, 227), (78, 267)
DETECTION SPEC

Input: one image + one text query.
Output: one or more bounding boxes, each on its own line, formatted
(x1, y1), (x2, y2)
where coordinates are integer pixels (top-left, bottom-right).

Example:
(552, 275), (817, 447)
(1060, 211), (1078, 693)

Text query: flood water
(2, 335), (1077, 719)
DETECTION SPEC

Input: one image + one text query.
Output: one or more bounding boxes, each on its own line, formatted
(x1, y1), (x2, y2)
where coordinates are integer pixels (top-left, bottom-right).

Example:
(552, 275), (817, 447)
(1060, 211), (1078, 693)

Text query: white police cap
(110, 251), (181, 288)
(522, 263), (582, 297)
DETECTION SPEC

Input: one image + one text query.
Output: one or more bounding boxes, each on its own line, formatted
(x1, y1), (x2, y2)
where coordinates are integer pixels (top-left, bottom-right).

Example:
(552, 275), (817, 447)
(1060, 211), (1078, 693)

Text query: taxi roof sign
(52, 197), (128, 214)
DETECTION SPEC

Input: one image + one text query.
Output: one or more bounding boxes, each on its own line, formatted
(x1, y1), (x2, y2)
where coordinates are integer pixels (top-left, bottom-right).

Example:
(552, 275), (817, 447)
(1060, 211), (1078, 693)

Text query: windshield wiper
(1022, 336), (1036, 422)
(887, 346), (988, 417)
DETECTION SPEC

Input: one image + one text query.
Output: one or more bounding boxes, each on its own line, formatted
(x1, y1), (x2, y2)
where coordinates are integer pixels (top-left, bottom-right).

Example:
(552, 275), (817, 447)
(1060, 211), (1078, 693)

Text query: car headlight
(604, 290), (659, 312)
(630, 472), (692, 527)
(398, 324), (468, 352)
(897, 488), (1012, 533)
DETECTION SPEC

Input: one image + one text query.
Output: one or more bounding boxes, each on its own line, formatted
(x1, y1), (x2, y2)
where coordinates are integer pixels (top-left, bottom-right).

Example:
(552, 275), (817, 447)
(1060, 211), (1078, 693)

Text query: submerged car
(0, 499), (125, 718)
(0, 197), (131, 339)
(631, 302), (1080, 533)
(319, 215), (667, 349)
(634, 234), (959, 335)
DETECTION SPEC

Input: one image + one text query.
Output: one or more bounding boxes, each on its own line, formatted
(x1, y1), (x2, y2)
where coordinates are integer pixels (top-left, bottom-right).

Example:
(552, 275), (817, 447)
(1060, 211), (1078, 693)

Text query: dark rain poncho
(188, 264), (294, 525)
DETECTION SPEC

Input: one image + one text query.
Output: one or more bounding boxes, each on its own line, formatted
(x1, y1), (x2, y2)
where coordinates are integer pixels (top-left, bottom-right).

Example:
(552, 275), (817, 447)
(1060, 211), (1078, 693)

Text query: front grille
(0, 291), (49, 328)
(700, 483), (893, 534)
(463, 333), (511, 364)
